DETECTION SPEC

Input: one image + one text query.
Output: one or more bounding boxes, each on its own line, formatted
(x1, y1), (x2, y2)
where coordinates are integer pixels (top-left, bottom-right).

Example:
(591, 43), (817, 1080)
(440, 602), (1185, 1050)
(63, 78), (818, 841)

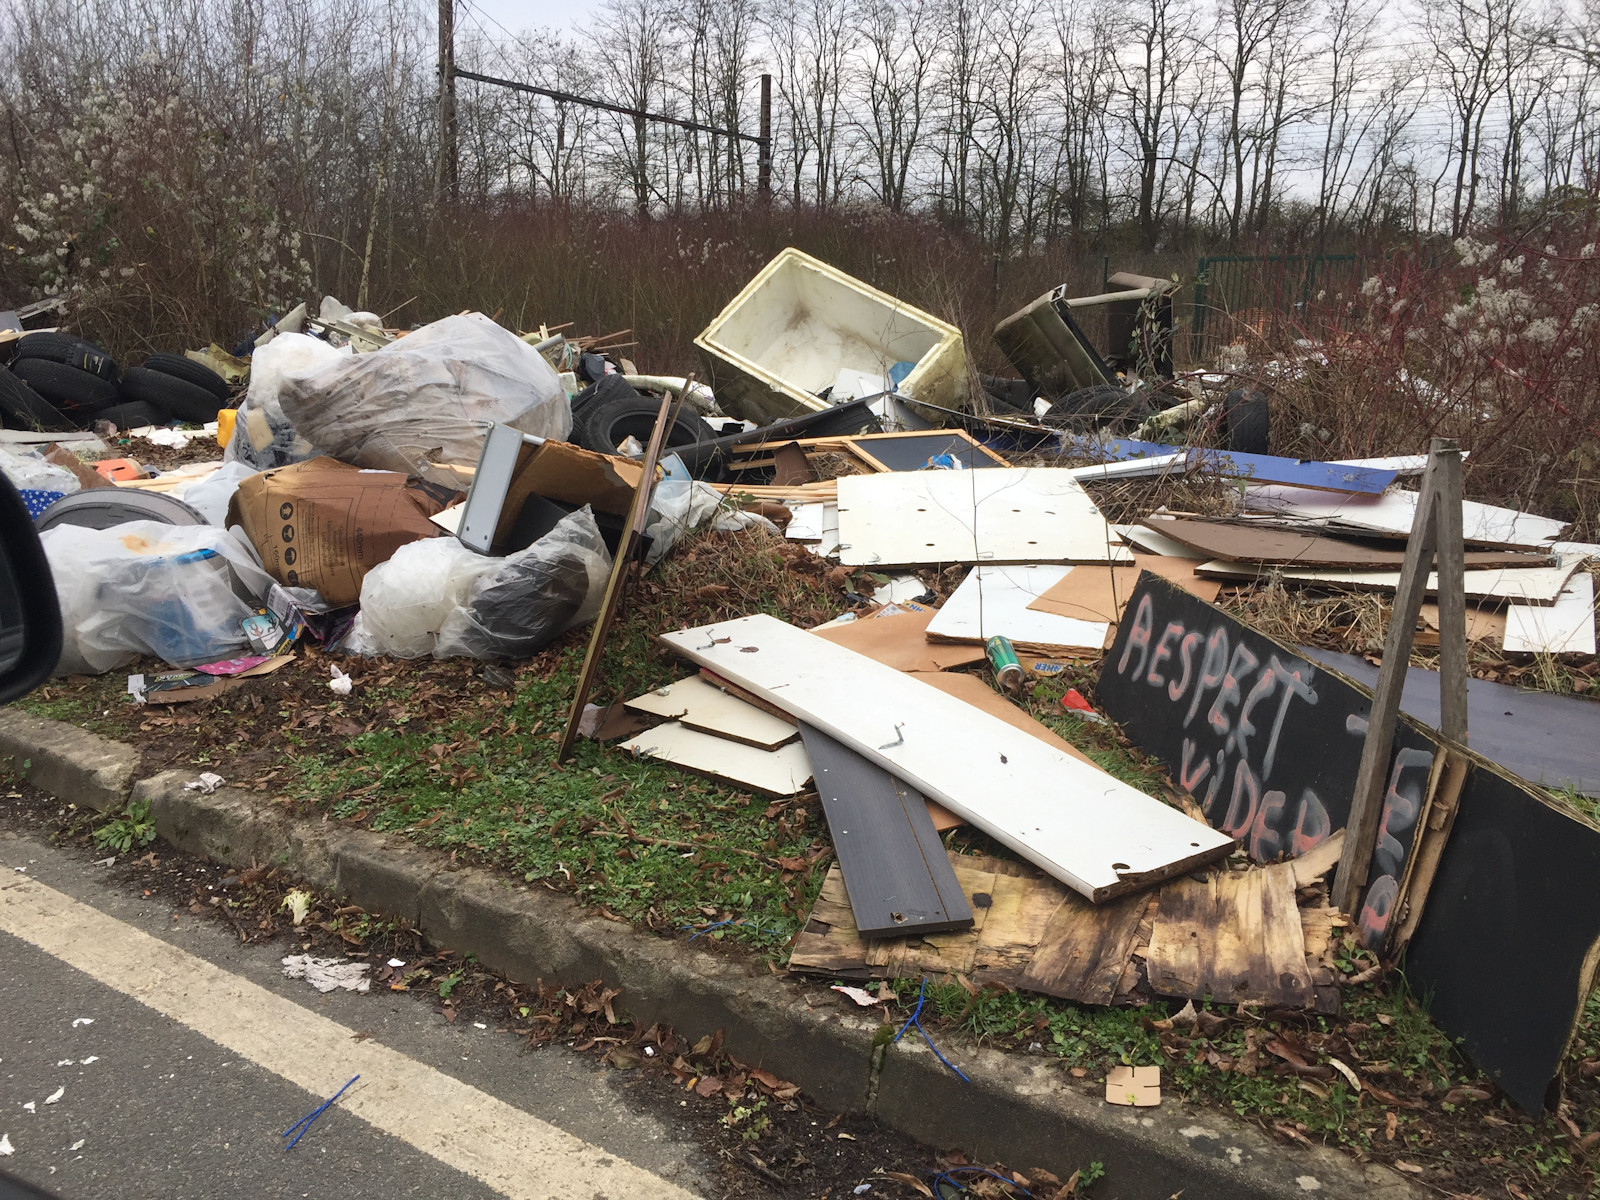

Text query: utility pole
(437, 0), (458, 203)
(757, 73), (772, 201)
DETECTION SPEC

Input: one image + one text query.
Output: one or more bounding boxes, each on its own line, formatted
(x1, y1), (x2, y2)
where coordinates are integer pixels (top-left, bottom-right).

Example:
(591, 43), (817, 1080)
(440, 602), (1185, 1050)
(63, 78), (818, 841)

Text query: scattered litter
(79, 1058), (97, 1066)
(282, 1075), (360, 1150)
(70, 1019), (92, 1028)
(854, 1186), (873, 1195)
(43, 1089), (62, 1106)
(280, 955), (371, 994)
(184, 772), (225, 794)
(386, 958), (405, 968)
(830, 985), (883, 1007)
(21, 1103), (34, 1114)
(0, 1133), (11, 1155)
(68, 1139), (84, 1151)
(328, 665), (353, 696)
(1105, 1064), (1161, 1106)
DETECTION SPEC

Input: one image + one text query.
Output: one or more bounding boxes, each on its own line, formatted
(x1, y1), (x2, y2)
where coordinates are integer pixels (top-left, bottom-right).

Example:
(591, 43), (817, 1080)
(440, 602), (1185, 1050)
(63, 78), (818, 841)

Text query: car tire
(576, 393), (709, 456)
(0, 368), (77, 432)
(1043, 384), (1150, 430)
(119, 367), (221, 423)
(95, 400), (172, 430)
(142, 353), (231, 402)
(14, 332), (120, 382)
(9, 358), (119, 418)
(1223, 388), (1271, 456)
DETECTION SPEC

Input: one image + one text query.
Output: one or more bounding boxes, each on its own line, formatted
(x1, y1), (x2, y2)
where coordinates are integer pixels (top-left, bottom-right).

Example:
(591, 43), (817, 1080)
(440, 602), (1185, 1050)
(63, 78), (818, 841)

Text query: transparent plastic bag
(41, 522), (276, 673)
(277, 313), (571, 487)
(350, 536), (498, 659)
(182, 461), (260, 525)
(225, 332), (346, 471)
(434, 508), (611, 660)
(0, 446), (80, 496)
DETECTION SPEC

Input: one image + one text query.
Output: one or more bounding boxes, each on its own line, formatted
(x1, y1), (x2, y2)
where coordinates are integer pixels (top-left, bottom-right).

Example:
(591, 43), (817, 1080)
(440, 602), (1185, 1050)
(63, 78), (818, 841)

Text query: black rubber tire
(1223, 388), (1271, 455)
(95, 400), (171, 429)
(9, 357), (119, 417)
(978, 374), (1036, 414)
(0, 368), (76, 432)
(568, 373), (637, 443)
(142, 352), (230, 402)
(14, 332), (119, 382)
(119, 366), (221, 423)
(576, 393), (709, 456)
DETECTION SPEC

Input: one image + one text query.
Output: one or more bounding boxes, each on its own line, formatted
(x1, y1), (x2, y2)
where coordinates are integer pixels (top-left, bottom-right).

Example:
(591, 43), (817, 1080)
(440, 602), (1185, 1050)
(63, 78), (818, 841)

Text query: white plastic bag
(226, 332), (346, 470)
(641, 476), (776, 563)
(434, 508), (611, 659)
(0, 446), (80, 497)
(181, 461), (260, 526)
(41, 522), (276, 674)
(349, 537), (499, 658)
(277, 313), (571, 487)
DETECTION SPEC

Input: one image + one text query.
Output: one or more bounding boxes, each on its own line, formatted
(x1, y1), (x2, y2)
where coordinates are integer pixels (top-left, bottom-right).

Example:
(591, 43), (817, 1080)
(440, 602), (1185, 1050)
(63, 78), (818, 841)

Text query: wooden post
(1332, 438), (1466, 915)
(757, 73), (772, 201)
(437, 0), (458, 203)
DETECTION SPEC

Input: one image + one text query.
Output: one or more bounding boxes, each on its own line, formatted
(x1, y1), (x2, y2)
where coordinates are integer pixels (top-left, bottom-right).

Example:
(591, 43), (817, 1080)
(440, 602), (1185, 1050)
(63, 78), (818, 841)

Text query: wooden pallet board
(802, 724), (973, 939)
(662, 614), (1234, 900)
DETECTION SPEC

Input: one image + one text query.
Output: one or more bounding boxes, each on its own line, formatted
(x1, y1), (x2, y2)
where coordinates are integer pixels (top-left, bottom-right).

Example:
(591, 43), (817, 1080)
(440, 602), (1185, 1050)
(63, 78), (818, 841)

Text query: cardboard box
(227, 457), (443, 606)
(459, 431), (644, 555)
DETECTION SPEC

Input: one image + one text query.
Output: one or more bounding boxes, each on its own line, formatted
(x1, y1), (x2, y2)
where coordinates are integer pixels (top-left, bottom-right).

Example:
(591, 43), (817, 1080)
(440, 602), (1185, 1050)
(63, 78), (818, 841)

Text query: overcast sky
(460, 0), (591, 40)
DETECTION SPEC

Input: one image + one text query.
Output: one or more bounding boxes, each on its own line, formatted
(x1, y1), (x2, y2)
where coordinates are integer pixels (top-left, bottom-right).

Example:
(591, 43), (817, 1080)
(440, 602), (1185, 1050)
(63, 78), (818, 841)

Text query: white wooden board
(1194, 553), (1584, 604)
(836, 468), (1131, 567)
(1115, 523), (1198, 558)
(925, 566), (1109, 652)
(1504, 571), (1597, 654)
(1242, 484), (1568, 548)
(1064, 453), (1188, 483)
(624, 676), (798, 750)
(785, 502), (828, 542)
(660, 614), (1234, 900)
(620, 722), (813, 795)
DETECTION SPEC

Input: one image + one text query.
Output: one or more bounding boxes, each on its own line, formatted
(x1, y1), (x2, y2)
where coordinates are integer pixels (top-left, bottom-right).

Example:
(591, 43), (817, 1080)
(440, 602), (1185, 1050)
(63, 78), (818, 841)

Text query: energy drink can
(986, 634), (1025, 695)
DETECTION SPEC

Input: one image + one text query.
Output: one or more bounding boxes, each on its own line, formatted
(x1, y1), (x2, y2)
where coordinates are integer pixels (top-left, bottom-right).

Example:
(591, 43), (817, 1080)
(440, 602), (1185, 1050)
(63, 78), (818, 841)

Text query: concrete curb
(1, 709), (1420, 1200)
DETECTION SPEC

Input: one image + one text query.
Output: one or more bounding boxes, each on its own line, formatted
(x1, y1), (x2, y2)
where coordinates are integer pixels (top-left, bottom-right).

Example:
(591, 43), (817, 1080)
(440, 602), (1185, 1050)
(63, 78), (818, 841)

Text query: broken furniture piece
(993, 272), (1179, 396)
(695, 248), (967, 425)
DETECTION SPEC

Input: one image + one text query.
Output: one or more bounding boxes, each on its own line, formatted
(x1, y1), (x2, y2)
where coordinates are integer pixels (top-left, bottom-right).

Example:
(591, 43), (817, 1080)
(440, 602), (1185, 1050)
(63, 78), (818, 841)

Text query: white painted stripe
(0, 873), (701, 1200)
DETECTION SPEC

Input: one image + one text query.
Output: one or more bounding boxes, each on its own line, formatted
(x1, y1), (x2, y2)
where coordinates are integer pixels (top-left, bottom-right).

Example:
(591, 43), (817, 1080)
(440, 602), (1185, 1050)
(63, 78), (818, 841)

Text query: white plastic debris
(328, 665), (353, 696)
(0, 1133), (11, 1155)
(43, 1088), (62, 1106)
(69, 1139), (84, 1151)
(830, 985), (882, 1007)
(21, 1103), (34, 1114)
(280, 955), (371, 994)
(387, 958), (405, 968)
(184, 772), (224, 794)
(70, 1018), (93, 1028)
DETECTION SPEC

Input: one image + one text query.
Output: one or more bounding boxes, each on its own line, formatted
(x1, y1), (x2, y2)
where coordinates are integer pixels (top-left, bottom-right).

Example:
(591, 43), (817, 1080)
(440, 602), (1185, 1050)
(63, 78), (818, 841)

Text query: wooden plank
(1189, 449), (1397, 494)
(557, 394), (673, 761)
(620, 722), (812, 796)
(1193, 553), (1582, 604)
(800, 723), (974, 939)
(662, 614), (1235, 901)
(1115, 523), (1201, 558)
(1334, 442), (1449, 914)
(1143, 516), (1545, 569)
(1504, 572), (1597, 654)
(1025, 556), (1221, 623)
(624, 676), (799, 750)
(1145, 863), (1315, 1007)
(1290, 829), (1345, 887)
(789, 852), (1147, 1006)
(836, 468), (1131, 568)
(1242, 484), (1569, 549)
(810, 606), (987, 672)
(924, 566), (1111, 654)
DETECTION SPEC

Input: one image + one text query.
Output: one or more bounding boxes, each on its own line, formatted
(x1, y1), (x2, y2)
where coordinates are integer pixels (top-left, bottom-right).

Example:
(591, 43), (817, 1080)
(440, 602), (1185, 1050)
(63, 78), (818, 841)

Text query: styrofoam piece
(620, 721), (813, 795)
(1242, 485), (1568, 548)
(836, 468), (1130, 567)
(1194, 552), (1585, 603)
(1504, 571), (1597, 654)
(660, 614), (1234, 901)
(926, 566), (1109, 651)
(624, 676), (798, 750)
(1114, 524), (1197, 558)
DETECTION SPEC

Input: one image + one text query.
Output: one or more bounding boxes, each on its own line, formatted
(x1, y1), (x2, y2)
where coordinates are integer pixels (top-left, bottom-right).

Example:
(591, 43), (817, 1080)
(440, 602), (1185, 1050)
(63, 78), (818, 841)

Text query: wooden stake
(1332, 438), (1466, 915)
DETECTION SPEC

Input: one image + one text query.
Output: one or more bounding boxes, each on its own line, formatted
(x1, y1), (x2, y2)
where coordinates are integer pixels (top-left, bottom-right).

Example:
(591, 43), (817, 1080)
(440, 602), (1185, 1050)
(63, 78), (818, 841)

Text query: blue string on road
(895, 978), (969, 1082)
(283, 1075), (360, 1150)
(931, 1166), (1034, 1196)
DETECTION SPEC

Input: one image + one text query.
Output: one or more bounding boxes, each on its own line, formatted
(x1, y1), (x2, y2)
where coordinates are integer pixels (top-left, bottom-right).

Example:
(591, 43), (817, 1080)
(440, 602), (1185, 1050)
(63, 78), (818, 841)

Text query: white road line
(0, 872), (701, 1200)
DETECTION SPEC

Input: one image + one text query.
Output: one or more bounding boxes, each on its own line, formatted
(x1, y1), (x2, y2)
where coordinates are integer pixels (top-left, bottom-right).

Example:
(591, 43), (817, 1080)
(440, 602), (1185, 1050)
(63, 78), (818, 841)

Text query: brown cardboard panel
(1026, 555), (1221, 622)
(1147, 516), (1547, 569)
(1418, 602), (1508, 643)
(810, 608), (987, 672)
(227, 457), (443, 606)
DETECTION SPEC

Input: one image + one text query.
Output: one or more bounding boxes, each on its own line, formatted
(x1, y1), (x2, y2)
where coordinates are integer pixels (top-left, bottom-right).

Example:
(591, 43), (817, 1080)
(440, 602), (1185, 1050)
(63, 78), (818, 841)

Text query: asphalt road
(0, 825), (715, 1200)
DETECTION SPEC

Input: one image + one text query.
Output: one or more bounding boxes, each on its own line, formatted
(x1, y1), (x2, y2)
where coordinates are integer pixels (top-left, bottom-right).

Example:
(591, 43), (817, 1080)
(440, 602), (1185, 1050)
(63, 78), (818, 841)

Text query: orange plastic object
(94, 458), (144, 482)
(216, 408), (237, 448)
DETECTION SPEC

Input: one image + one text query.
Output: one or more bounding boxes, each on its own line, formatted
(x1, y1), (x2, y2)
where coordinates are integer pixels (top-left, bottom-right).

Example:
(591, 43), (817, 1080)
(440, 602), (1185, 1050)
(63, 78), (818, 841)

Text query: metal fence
(1188, 254), (1362, 362)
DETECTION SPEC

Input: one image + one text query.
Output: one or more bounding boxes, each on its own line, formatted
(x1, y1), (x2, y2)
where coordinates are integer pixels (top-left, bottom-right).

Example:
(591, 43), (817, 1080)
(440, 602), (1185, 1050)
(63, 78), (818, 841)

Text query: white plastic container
(695, 248), (967, 424)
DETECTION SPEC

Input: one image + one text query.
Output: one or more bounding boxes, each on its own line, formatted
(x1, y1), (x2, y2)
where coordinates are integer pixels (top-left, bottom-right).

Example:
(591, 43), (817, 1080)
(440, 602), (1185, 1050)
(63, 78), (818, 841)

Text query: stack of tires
(0, 334), (231, 432)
